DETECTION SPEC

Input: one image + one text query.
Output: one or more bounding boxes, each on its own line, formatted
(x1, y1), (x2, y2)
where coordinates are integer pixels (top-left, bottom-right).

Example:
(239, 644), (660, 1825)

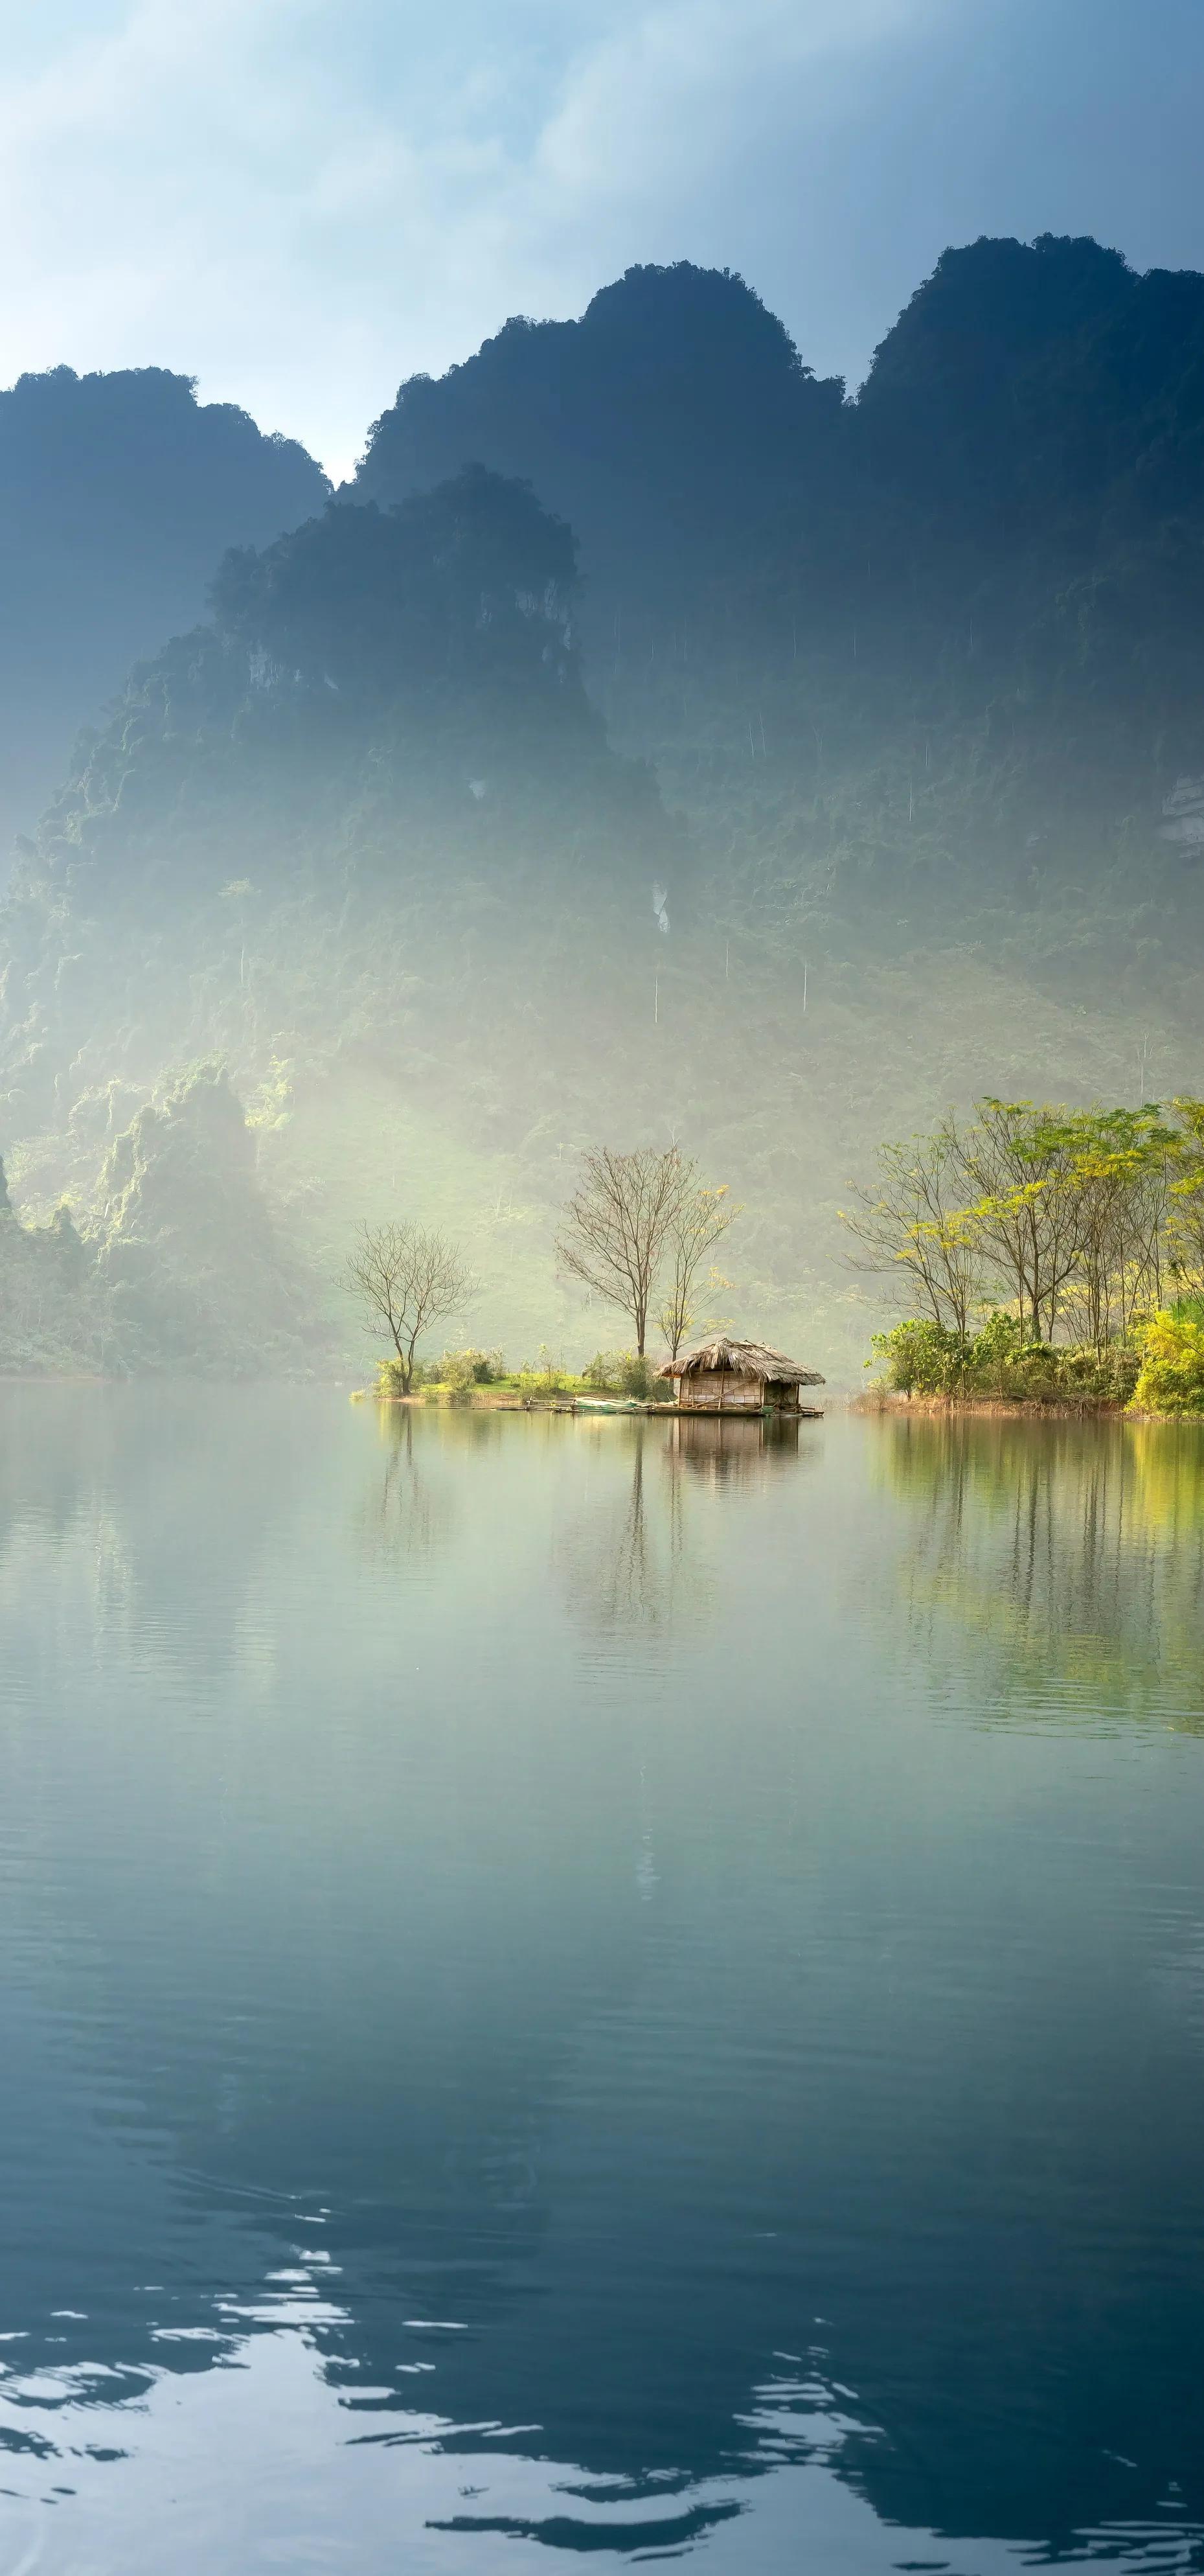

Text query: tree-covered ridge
(10, 464), (642, 928)
(0, 362), (328, 855)
(360, 236), (1204, 620)
(356, 262), (846, 601)
(860, 235), (1204, 525)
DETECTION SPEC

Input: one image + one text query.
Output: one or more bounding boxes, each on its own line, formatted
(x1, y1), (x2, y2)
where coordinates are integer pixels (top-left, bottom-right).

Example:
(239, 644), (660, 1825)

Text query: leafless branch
(343, 1221), (477, 1390)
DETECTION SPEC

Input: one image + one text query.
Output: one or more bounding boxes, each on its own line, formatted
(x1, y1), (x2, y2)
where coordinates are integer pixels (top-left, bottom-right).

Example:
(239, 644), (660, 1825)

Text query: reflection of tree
(356, 1403), (458, 1561)
(557, 1426), (697, 1635)
(559, 1416), (815, 1637)
(874, 1415), (1204, 1725)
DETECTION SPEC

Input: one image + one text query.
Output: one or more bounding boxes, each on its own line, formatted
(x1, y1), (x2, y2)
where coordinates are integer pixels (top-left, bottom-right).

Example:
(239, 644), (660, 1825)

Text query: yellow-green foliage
(1130, 1310), (1204, 1415)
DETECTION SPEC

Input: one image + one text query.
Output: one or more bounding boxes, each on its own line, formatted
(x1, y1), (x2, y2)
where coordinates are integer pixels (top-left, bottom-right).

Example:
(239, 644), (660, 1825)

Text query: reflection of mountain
(2, 1398), (1204, 2564)
(872, 1412), (1204, 1724)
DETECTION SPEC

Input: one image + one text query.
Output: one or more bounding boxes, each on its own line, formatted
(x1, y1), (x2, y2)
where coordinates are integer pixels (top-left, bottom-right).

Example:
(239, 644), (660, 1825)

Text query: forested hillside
(0, 470), (686, 1369)
(3, 236), (1204, 1374)
(0, 365), (328, 854)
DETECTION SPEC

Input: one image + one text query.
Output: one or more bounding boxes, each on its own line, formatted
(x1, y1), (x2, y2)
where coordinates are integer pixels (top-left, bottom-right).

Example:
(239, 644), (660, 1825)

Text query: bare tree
(556, 1147), (686, 1357)
(659, 1179), (740, 1360)
(344, 1221), (476, 1392)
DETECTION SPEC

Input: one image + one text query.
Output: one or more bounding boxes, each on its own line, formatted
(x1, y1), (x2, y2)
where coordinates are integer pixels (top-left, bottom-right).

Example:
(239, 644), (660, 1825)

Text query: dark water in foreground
(3, 1390), (1204, 2574)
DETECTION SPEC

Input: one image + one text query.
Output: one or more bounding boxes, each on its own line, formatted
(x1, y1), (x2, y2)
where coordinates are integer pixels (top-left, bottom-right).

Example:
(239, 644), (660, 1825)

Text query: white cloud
(538, 0), (927, 198)
(0, 0), (948, 474)
(1, 0), (1200, 480)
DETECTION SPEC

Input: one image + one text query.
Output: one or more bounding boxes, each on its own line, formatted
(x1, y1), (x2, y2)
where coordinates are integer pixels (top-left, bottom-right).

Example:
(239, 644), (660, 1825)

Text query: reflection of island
(871, 1412), (1204, 1726)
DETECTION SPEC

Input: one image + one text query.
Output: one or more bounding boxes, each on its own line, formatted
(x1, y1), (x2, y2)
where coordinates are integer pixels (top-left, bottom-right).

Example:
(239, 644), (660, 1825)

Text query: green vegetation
(0, 1066), (322, 1377)
(854, 1094), (1204, 1412)
(373, 1345), (672, 1404)
(1130, 1307), (1204, 1415)
(0, 1153), (108, 1372)
(872, 1315), (1141, 1408)
(359, 239), (1204, 1006)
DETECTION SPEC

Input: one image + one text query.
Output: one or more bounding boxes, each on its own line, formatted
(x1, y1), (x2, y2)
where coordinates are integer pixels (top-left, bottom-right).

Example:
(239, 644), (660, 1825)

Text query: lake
(2, 1388), (1204, 2573)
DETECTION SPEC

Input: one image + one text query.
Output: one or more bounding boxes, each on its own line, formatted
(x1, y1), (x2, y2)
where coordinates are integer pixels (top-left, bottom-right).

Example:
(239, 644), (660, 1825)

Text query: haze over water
(1, 1388), (1203, 2573)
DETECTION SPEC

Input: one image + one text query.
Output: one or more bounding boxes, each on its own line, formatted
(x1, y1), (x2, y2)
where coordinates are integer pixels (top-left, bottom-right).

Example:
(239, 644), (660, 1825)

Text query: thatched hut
(658, 1337), (825, 1414)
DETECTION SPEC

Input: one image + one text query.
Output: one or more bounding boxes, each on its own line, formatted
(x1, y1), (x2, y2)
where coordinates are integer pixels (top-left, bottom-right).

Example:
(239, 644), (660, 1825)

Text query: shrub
(582, 1348), (668, 1398)
(870, 1318), (970, 1397)
(435, 1346), (504, 1391)
(1130, 1310), (1204, 1414)
(582, 1348), (624, 1388)
(515, 1345), (571, 1396)
(872, 1315), (1141, 1407)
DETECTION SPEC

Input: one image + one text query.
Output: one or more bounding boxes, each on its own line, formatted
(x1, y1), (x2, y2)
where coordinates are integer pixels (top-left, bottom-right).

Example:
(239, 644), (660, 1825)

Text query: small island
(343, 1149), (825, 1416)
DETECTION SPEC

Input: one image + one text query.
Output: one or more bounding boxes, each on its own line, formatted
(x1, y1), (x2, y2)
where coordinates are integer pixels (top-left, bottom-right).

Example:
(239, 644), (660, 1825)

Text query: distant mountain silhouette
(355, 261), (847, 617)
(0, 363), (328, 853)
(859, 233), (1204, 525)
(356, 240), (1204, 776)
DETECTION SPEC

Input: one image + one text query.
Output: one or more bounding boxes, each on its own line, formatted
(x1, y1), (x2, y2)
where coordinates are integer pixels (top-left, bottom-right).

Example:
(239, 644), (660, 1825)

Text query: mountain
(0, 364), (328, 856)
(0, 1161), (105, 1373)
(356, 262), (846, 626)
(0, 467), (688, 1371)
(5, 241), (1204, 1376)
(358, 240), (1204, 989)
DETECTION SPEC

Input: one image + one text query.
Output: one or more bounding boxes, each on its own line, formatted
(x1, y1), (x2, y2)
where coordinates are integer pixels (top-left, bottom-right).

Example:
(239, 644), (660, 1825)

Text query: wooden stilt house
(657, 1337), (825, 1414)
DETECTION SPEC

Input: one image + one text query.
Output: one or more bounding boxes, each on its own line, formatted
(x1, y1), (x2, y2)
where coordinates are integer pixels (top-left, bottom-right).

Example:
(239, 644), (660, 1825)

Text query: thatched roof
(657, 1337), (825, 1385)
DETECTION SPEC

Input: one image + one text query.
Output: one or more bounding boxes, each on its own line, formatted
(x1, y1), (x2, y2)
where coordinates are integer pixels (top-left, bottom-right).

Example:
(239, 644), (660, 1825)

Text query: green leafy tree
(841, 1126), (983, 1343)
(951, 1101), (1080, 1344)
(1032, 1105), (1180, 1348)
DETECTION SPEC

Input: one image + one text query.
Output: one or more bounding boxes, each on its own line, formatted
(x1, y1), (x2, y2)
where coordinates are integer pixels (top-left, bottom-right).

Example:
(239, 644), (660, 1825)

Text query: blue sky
(1, 0), (1201, 479)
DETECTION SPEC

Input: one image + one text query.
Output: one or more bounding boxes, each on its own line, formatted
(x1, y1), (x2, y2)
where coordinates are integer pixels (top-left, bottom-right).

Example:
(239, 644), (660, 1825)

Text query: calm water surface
(2, 1389), (1204, 2573)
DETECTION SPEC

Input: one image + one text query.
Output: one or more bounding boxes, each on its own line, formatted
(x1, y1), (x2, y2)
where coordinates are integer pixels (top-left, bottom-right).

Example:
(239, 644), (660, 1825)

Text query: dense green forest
(4, 235), (1204, 1375)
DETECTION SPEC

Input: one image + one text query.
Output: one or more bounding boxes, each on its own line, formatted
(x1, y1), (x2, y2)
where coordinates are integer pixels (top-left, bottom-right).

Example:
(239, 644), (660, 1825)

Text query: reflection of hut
(658, 1337), (825, 1414)
(669, 1412), (804, 1480)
